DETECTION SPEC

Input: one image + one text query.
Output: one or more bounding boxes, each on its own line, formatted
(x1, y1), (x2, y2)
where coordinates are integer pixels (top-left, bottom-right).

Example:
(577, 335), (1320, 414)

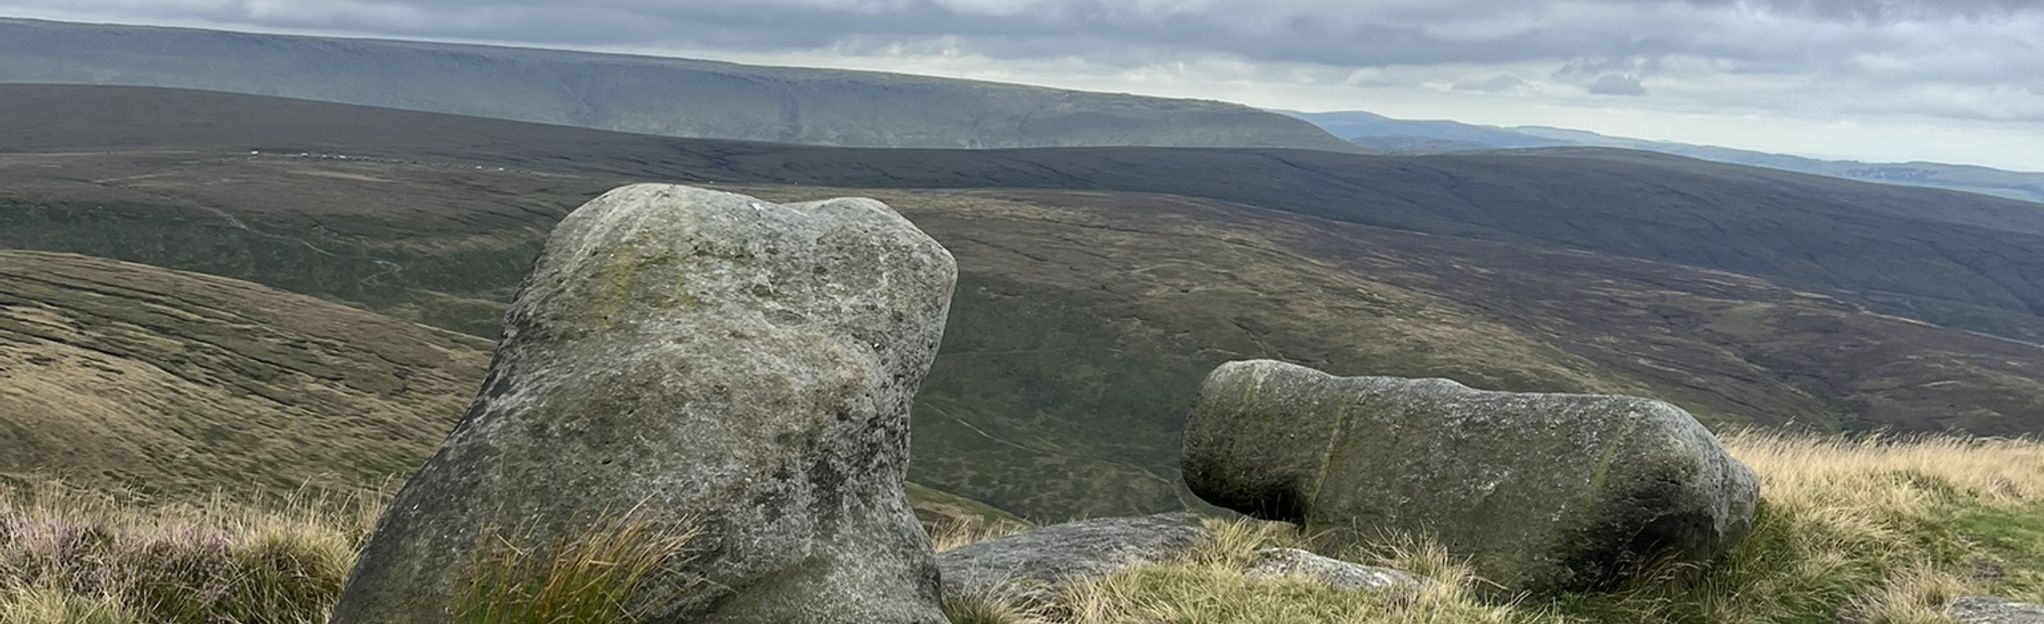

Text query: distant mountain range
(7, 17), (2036, 204)
(1287, 111), (2044, 203)
(0, 17), (1356, 152)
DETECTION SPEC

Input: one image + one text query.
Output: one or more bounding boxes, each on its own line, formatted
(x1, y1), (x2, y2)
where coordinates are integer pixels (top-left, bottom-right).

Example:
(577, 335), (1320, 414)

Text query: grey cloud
(1585, 74), (1647, 96)
(14, 1), (2033, 65)
(1555, 57), (1662, 80)
(1557, 56), (1655, 96)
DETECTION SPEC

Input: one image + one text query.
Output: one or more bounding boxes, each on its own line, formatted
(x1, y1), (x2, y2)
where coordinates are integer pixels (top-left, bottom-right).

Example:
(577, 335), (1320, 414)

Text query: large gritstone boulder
(1181, 360), (1758, 596)
(330, 184), (957, 623)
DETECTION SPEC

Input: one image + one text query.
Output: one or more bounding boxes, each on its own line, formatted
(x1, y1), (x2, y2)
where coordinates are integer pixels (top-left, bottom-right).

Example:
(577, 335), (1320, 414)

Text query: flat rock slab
(1182, 359), (1759, 596)
(1247, 548), (1427, 592)
(332, 184), (957, 623)
(939, 513), (1209, 605)
(1953, 598), (2044, 624)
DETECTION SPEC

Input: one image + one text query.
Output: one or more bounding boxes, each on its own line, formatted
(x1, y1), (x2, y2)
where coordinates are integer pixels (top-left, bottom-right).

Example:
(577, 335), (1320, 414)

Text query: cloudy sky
(7, 0), (2042, 170)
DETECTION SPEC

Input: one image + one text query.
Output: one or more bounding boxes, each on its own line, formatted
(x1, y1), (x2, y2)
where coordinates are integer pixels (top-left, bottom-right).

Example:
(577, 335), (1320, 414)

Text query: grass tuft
(0, 484), (700, 624)
(944, 592), (1054, 624)
(456, 510), (698, 624)
(0, 482), (367, 624)
(929, 516), (1031, 554)
(0, 583), (134, 624)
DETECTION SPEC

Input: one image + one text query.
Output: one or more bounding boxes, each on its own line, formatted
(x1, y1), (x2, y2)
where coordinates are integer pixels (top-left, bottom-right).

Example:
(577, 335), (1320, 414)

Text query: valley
(3, 85), (2042, 520)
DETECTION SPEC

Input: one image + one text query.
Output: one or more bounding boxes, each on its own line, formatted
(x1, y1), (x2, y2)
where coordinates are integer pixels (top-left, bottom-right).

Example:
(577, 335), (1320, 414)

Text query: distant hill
(1510, 126), (2044, 203)
(1287, 111), (2044, 203)
(1284, 110), (1570, 151)
(0, 18), (1355, 153)
(5, 85), (2043, 520)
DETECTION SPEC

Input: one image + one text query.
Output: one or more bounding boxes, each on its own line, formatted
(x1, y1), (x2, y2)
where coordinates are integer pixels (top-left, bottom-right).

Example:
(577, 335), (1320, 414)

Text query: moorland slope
(0, 250), (488, 496)
(4, 86), (2042, 519)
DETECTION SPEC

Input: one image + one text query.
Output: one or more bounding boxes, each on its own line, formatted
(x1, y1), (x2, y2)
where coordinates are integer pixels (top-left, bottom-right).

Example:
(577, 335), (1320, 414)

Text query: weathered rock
(939, 513), (1209, 605)
(330, 184), (957, 623)
(1246, 548), (1428, 592)
(1182, 360), (1759, 596)
(1952, 598), (2044, 624)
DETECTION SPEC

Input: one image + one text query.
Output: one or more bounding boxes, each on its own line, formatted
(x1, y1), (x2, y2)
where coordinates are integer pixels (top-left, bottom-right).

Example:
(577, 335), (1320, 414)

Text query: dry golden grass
(0, 484), (700, 624)
(950, 432), (2044, 624)
(457, 510), (699, 624)
(929, 516), (1033, 554)
(0, 483), (372, 624)
(5, 432), (2043, 623)
(1727, 430), (2044, 520)
(1051, 518), (1529, 624)
(1675, 431), (2044, 624)
(0, 584), (134, 624)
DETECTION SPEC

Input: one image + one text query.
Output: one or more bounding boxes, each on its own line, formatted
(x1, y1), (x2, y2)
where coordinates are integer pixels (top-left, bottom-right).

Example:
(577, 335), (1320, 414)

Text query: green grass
(1950, 505), (2044, 598)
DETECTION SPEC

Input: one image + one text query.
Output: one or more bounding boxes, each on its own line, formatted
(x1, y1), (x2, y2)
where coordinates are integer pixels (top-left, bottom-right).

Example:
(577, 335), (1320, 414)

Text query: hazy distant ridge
(0, 18), (1357, 152)
(1287, 111), (2044, 203)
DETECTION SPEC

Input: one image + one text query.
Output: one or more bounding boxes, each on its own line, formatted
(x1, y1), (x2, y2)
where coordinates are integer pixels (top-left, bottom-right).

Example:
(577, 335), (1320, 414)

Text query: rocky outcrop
(1246, 548), (1428, 592)
(939, 513), (1209, 605)
(1952, 598), (2044, 624)
(330, 184), (958, 623)
(1182, 360), (1758, 596)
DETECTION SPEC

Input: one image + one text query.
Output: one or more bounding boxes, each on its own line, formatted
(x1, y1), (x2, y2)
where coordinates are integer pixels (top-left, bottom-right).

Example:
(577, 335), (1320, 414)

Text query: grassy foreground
(6, 432), (2044, 623)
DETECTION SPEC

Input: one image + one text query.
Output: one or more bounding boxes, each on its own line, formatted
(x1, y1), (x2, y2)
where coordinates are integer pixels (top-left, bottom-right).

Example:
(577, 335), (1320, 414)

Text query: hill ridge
(0, 18), (1358, 153)
(1287, 109), (2044, 203)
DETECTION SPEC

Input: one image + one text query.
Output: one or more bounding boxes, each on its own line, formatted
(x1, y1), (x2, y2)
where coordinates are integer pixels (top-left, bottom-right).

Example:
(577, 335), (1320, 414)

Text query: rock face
(330, 184), (957, 623)
(1246, 548), (1428, 592)
(1182, 360), (1759, 596)
(1952, 598), (2044, 624)
(939, 513), (1209, 605)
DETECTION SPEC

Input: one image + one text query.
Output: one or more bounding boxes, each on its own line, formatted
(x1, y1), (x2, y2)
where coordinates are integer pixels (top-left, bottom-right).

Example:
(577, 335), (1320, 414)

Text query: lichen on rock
(1182, 359), (1759, 596)
(330, 184), (957, 623)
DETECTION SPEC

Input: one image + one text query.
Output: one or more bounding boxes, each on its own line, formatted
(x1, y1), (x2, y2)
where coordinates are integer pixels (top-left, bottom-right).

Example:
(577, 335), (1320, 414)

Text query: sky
(5, 0), (2042, 170)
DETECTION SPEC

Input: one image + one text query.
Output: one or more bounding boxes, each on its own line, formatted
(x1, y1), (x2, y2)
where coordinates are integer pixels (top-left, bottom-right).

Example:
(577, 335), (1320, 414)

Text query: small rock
(1246, 548), (1428, 592)
(939, 513), (1209, 605)
(331, 184), (957, 623)
(1952, 597), (2044, 624)
(1182, 359), (1760, 596)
